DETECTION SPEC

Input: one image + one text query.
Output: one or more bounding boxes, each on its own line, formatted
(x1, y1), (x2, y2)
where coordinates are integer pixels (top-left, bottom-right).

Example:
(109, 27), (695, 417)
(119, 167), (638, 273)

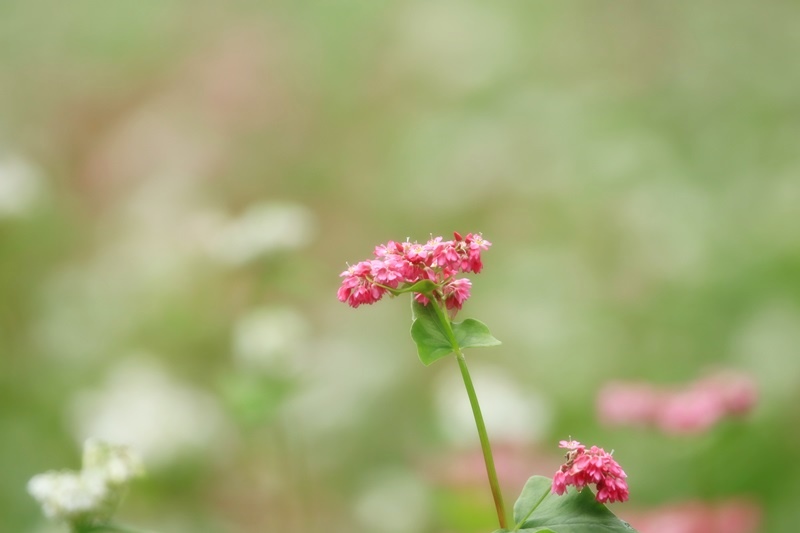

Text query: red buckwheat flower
(337, 232), (490, 314)
(552, 439), (629, 504)
(337, 261), (386, 307)
(443, 278), (472, 311)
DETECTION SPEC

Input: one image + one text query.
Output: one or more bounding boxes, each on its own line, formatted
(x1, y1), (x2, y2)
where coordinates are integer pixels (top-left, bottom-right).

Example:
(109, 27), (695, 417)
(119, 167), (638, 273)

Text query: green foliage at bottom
(492, 476), (637, 533)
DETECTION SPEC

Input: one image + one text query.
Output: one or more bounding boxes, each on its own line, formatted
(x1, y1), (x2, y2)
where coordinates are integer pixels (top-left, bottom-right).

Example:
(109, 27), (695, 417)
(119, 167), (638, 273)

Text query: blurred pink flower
(656, 386), (727, 434)
(714, 498), (762, 532)
(624, 498), (761, 533)
(597, 370), (757, 435)
(597, 381), (662, 426)
(697, 371), (758, 415)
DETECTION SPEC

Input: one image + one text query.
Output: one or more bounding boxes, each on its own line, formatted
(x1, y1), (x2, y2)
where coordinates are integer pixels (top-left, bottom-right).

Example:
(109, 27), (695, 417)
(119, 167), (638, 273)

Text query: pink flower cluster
(624, 498), (761, 533)
(597, 370), (757, 435)
(552, 439), (629, 504)
(337, 232), (491, 311)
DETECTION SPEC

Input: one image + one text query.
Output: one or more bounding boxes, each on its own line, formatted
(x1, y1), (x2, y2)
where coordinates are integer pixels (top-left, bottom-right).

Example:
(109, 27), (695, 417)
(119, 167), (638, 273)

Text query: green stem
(456, 352), (508, 530)
(512, 488), (549, 531)
(428, 299), (508, 530)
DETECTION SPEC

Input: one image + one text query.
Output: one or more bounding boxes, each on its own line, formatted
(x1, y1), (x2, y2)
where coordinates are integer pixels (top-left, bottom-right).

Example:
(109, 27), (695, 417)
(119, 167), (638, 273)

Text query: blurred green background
(2, 1), (799, 532)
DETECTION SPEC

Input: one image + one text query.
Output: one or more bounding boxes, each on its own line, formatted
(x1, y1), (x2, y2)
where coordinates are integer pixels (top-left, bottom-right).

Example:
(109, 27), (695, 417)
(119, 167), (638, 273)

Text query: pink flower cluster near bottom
(552, 439), (629, 504)
(624, 498), (761, 533)
(597, 370), (757, 434)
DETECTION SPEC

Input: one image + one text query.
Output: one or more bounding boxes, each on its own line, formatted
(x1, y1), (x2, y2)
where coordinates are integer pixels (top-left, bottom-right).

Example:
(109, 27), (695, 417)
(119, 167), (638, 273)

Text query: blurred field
(2, 1), (799, 532)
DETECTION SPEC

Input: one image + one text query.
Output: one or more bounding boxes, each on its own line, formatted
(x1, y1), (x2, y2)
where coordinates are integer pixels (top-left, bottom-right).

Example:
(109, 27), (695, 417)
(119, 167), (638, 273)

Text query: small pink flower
(466, 232), (492, 252)
(340, 261), (371, 278)
(414, 292), (430, 306)
(374, 240), (405, 259)
(443, 278), (472, 311)
(429, 239), (461, 272)
(558, 439), (585, 452)
(369, 259), (404, 288)
(461, 233), (491, 273)
(338, 261), (386, 307)
(551, 439), (629, 504)
(405, 242), (430, 264)
(552, 470), (568, 494)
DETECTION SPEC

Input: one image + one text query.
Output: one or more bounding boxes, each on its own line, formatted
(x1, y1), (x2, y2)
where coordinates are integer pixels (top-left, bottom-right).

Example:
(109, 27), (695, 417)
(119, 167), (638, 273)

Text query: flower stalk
(455, 352), (508, 529)
(428, 297), (508, 529)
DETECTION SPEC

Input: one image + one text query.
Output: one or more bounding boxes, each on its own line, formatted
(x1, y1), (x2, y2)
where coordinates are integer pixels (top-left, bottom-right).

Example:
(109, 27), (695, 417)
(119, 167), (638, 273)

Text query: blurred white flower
(27, 439), (143, 525)
(28, 470), (107, 522)
(70, 357), (232, 465)
(353, 470), (432, 533)
(82, 438), (144, 486)
(0, 153), (42, 217)
(232, 307), (310, 375)
(434, 365), (551, 446)
(206, 202), (315, 265)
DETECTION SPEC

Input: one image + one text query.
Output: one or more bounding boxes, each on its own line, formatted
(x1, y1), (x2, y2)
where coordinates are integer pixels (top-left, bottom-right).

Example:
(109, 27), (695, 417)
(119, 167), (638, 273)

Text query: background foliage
(1, 1), (799, 532)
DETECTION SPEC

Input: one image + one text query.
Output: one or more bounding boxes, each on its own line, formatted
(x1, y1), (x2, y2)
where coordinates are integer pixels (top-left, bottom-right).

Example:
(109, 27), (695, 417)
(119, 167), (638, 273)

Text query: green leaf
(403, 279), (438, 294)
(386, 279), (438, 296)
(512, 476), (638, 533)
(512, 475), (552, 526)
(410, 298), (453, 365)
(452, 318), (501, 350)
(410, 299), (501, 366)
